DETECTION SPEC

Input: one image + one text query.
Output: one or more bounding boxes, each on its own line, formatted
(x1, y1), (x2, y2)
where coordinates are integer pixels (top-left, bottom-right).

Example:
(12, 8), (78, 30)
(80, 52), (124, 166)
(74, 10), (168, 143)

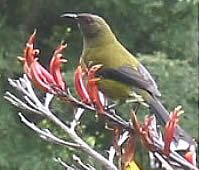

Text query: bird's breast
(82, 44), (139, 69)
(97, 78), (132, 102)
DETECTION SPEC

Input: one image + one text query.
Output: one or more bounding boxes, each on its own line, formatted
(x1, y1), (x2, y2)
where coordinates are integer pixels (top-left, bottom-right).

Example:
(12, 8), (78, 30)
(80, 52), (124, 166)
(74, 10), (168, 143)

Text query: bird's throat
(82, 29), (117, 49)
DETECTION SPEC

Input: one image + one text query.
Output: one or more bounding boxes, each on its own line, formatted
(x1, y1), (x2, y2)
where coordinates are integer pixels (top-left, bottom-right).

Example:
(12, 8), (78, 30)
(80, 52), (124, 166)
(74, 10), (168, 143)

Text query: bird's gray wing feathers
(97, 64), (161, 97)
(137, 64), (161, 96)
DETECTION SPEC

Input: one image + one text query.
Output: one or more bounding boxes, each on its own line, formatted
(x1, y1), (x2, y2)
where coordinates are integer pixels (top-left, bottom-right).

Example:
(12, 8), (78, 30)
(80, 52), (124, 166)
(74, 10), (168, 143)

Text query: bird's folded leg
(127, 92), (149, 107)
(106, 101), (120, 110)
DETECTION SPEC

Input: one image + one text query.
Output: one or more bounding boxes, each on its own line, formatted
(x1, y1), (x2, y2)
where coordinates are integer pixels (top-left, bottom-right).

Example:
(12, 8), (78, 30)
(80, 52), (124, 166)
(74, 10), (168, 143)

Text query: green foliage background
(0, 0), (198, 169)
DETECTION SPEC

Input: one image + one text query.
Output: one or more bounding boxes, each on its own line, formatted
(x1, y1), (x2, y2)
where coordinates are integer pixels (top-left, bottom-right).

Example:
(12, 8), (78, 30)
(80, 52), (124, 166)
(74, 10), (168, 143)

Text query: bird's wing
(97, 64), (161, 97)
(137, 64), (161, 96)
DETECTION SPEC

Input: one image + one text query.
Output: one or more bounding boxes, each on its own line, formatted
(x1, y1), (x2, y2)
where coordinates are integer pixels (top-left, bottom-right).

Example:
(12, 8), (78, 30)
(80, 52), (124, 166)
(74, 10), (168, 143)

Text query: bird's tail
(148, 96), (169, 125)
(148, 96), (195, 145)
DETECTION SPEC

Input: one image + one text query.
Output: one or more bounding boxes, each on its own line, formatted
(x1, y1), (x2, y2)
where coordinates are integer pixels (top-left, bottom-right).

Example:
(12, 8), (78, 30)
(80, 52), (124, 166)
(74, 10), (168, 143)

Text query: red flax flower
(163, 105), (183, 156)
(29, 59), (56, 92)
(18, 29), (38, 78)
(19, 30), (67, 93)
(184, 151), (196, 167)
(74, 66), (91, 104)
(49, 43), (68, 91)
(131, 111), (159, 152)
(132, 106), (185, 156)
(87, 64), (104, 113)
(74, 64), (105, 113)
(122, 134), (138, 169)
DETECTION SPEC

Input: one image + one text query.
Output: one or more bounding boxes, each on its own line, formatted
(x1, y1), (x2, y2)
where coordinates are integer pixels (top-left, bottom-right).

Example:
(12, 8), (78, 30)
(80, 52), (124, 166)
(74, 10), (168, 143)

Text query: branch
(57, 88), (133, 131)
(108, 146), (116, 163)
(6, 75), (198, 170)
(70, 108), (85, 130)
(154, 152), (174, 170)
(73, 154), (96, 170)
(18, 112), (81, 149)
(4, 91), (42, 115)
(53, 157), (75, 170)
(5, 75), (117, 170)
(169, 151), (198, 170)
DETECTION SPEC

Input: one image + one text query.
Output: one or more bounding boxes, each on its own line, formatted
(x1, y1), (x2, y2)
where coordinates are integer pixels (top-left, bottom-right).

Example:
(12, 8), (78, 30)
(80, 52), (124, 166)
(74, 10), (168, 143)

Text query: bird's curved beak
(60, 13), (78, 21)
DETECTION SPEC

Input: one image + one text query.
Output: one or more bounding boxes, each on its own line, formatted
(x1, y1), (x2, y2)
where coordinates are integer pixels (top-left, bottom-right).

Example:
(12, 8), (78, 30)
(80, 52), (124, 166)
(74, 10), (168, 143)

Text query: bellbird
(61, 13), (195, 145)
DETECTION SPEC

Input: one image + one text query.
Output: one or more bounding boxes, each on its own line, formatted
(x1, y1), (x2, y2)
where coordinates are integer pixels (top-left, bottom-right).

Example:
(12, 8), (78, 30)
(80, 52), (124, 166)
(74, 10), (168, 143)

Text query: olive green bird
(61, 13), (195, 144)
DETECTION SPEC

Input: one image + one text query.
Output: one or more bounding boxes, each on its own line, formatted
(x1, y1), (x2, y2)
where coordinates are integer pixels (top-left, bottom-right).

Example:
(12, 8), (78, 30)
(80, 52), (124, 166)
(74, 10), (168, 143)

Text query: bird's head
(61, 13), (115, 42)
